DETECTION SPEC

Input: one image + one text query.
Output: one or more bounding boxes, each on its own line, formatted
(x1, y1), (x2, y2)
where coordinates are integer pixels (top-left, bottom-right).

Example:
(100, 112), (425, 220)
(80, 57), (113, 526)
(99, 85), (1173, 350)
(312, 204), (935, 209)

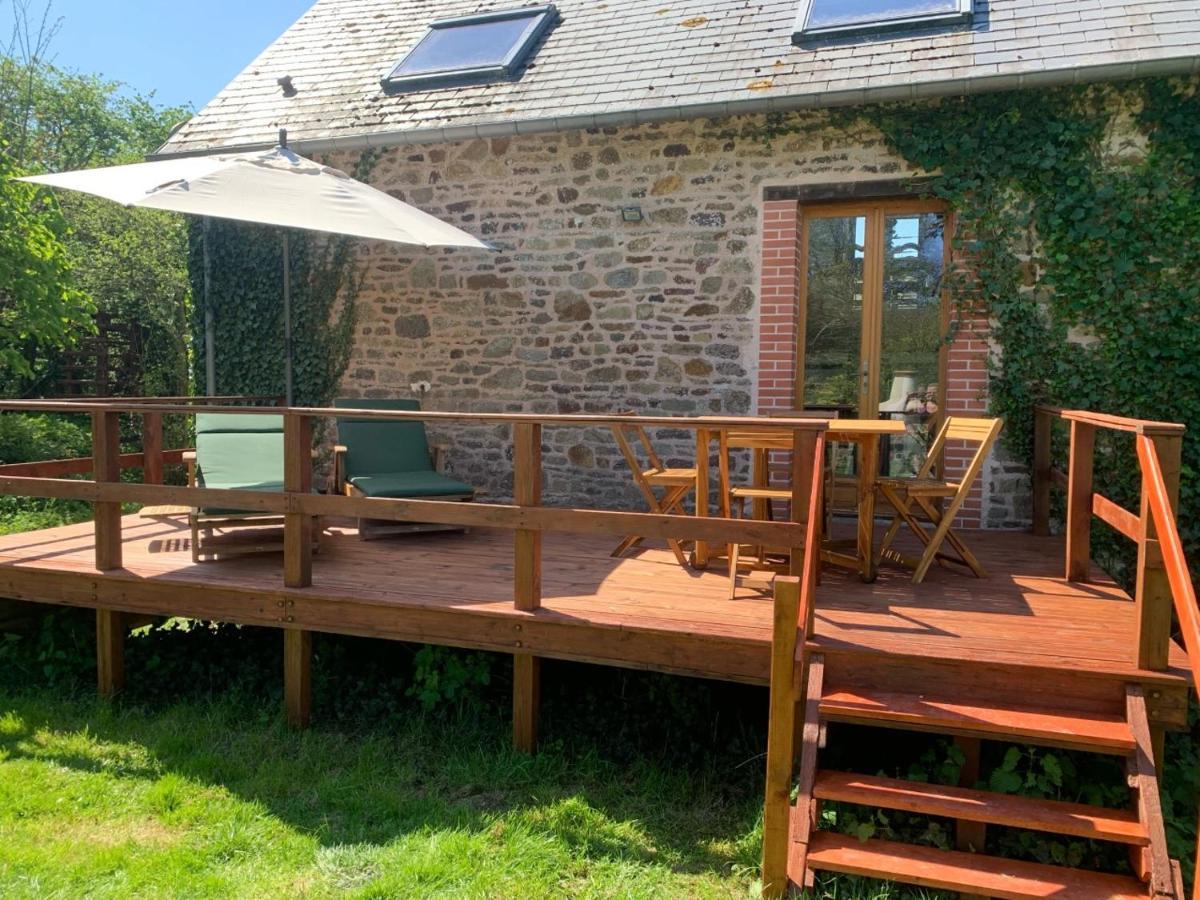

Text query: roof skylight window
(383, 5), (558, 92)
(794, 0), (972, 39)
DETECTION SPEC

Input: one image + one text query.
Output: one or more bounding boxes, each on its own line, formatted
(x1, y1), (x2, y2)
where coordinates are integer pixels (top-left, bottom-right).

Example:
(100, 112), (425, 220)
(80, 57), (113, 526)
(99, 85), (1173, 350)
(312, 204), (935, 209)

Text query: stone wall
(328, 110), (1023, 522)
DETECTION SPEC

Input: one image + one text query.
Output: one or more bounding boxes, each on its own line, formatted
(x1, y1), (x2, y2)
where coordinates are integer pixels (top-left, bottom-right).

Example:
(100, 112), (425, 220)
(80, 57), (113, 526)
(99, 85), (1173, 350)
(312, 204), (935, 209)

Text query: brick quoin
(755, 200), (989, 529)
(757, 200), (803, 416)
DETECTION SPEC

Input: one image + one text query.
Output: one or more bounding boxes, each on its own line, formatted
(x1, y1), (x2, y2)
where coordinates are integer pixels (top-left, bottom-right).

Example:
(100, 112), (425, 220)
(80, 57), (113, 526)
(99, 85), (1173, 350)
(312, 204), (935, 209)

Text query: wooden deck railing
(760, 431), (826, 896)
(1137, 433), (1200, 900)
(0, 395), (278, 485)
(1033, 404), (1189, 673)
(0, 399), (830, 743)
(1033, 404), (1200, 898)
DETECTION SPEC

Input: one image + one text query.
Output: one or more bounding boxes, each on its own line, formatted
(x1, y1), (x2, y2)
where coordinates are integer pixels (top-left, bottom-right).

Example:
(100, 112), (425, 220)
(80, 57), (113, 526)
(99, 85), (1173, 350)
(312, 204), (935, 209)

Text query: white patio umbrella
(19, 132), (492, 403)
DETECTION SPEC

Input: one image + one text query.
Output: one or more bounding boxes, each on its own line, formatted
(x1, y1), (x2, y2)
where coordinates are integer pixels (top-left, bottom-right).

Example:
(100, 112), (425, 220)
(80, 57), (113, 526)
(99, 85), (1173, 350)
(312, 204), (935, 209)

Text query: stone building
(157, 0), (1200, 525)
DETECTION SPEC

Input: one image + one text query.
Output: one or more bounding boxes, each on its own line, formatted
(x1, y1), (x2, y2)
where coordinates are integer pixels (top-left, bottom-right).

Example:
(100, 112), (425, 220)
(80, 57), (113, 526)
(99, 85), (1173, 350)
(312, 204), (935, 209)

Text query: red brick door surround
(755, 198), (989, 528)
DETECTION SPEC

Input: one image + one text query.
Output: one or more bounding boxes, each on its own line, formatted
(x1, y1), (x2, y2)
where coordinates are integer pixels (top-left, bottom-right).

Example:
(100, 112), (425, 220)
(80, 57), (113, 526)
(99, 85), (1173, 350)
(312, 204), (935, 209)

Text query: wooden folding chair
(720, 428), (792, 599)
(875, 416), (1004, 583)
(721, 412), (839, 599)
(610, 413), (697, 566)
(766, 408), (843, 534)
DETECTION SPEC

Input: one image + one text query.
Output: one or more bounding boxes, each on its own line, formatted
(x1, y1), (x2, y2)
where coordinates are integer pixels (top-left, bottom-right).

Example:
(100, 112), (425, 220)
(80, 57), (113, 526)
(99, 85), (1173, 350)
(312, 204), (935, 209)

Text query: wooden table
(694, 419), (906, 582)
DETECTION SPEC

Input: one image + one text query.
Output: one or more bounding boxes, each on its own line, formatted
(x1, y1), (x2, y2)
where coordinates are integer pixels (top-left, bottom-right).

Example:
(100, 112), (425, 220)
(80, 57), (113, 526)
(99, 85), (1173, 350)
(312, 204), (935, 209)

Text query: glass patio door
(798, 200), (948, 476)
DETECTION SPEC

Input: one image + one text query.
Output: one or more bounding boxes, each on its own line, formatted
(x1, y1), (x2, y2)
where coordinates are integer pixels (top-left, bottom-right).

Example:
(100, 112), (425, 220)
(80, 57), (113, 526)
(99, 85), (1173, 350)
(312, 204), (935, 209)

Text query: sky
(1, 0), (314, 112)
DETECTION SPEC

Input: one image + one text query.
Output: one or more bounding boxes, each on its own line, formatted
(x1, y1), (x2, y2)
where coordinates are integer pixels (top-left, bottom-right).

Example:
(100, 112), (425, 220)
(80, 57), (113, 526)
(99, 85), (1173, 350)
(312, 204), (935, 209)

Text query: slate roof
(158, 0), (1200, 156)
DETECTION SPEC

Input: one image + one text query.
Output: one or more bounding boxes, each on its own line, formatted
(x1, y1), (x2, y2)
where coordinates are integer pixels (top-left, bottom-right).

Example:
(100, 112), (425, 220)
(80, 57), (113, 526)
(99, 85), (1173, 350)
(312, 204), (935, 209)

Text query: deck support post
(512, 422), (542, 753)
(512, 653), (539, 753)
(91, 410), (122, 571)
(283, 627), (311, 728)
(1135, 433), (1180, 672)
(96, 608), (124, 697)
(762, 576), (801, 899)
(141, 411), (164, 485)
(1064, 421), (1094, 582)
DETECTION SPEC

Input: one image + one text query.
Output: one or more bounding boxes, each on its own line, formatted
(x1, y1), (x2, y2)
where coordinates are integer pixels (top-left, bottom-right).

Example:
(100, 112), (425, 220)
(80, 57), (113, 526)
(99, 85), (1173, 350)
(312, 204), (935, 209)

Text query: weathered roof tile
(159, 0), (1200, 155)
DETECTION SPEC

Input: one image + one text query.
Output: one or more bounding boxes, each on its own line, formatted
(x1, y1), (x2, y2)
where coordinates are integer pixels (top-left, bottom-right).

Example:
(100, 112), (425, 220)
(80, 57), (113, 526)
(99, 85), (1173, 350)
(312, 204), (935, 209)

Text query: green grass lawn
(0, 690), (755, 898)
(5, 607), (1181, 898)
(0, 691), (945, 897)
(0, 684), (941, 898)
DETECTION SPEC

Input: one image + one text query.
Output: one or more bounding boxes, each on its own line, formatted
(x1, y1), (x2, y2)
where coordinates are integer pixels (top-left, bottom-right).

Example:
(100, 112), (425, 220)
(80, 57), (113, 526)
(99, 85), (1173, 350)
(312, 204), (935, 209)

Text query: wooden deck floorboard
(0, 515), (1188, 692)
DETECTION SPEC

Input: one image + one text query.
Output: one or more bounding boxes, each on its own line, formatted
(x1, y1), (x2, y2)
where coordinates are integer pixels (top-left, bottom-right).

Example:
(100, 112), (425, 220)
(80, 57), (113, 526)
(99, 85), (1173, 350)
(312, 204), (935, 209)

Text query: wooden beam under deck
(0, 518), (1189, 723)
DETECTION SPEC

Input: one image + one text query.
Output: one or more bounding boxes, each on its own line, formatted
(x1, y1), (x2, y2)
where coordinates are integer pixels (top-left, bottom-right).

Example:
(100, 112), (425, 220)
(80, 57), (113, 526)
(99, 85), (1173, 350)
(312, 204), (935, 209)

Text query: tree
(0, 145), (89, 386)
(0, 0), (192, 396)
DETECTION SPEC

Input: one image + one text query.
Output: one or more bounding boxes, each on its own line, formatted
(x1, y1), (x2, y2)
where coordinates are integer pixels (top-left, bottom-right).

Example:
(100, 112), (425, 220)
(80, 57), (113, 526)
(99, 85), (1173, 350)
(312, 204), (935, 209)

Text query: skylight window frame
(382, 5), (558, 92)
(793, 0), (973, 41)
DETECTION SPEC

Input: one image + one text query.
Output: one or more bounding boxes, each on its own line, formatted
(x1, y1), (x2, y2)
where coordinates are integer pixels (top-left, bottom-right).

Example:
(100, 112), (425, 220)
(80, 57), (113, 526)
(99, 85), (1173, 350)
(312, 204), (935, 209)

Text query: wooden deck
(0, 515), (1187, 709)
(2, 402), (1193, 896)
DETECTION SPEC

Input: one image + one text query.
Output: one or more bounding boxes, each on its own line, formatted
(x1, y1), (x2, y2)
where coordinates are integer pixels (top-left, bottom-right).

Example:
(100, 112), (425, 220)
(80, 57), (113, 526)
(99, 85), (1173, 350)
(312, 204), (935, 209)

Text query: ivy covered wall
(184, 151), (376, 407)
(185, 220), (359, 408)
(184, 77), (1199, 566)
(841, 76), (1200, 571)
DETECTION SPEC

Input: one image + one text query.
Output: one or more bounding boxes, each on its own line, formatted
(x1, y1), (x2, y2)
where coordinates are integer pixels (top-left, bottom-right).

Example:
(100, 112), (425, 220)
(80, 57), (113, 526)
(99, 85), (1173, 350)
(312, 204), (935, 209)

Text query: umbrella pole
(203, 217), (217, 396)
(282, 229), (294, 407)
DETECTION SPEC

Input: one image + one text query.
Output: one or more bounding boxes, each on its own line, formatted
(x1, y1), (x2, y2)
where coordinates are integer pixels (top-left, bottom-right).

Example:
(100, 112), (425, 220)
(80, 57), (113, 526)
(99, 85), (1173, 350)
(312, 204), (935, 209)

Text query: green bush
(0, 411), (91, 463)
(0, 412), (94, 534)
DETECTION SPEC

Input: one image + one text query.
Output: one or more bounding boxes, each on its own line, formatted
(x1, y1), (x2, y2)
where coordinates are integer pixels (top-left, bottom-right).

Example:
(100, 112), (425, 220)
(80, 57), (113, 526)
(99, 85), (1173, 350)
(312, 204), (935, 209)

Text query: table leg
(856, 436), (880, 582)
(752, 447), (768, 518)
(693, 428), (710, 569)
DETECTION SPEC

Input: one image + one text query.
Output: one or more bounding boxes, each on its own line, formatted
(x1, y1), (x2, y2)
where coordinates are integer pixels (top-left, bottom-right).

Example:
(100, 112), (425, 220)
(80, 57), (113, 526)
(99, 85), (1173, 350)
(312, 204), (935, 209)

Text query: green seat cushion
(194, 412), (285, 515)
(348, 471), (474, 499)
(334, 398), (435, 480)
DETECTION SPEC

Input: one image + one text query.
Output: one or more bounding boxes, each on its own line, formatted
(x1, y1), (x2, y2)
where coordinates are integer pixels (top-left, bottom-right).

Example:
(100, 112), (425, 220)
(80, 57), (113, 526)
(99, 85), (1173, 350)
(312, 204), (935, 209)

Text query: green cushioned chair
(333, 398), (476, 539)
(187, 413), (319, 561)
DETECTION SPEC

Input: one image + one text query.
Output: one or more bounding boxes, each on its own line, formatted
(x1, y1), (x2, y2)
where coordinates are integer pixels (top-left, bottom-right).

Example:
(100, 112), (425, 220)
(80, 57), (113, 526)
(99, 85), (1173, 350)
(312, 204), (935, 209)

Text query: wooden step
(813, 770), (1148, 845)
(806, 833), (1151, 899)
(819, 688), (1136, 755)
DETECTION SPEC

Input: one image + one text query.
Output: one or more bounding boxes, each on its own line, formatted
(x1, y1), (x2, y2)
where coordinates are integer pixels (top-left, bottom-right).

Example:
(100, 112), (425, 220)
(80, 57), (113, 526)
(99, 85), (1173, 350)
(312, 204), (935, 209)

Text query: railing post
(92, 409), (124, 697)
(91, 410), (122, 570)
(1135, 433), (1181, 672)
(282, 411), (313, 727)
(512, 421), (542, 753)
(694, 427), (710, 568)
(141, 411), (164, 485)
(283, 412), (313, 588)
(762, 575), (801, 898)
(1064, 420), (1095, 582)
(789, 428), (818, 580)
(1032, 407), (1051, 537)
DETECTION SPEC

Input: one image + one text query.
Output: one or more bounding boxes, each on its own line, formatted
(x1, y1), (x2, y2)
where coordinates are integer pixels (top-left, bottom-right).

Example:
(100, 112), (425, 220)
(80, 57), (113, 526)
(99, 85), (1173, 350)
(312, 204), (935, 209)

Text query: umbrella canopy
(19, 144), (492, 402)
(19, 146), (490, 249)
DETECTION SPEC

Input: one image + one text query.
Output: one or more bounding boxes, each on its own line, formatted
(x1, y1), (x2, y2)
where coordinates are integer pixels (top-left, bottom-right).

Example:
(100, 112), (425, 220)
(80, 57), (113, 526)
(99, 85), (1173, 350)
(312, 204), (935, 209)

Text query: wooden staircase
(779, 654), (1183, 899)
(760, 409), (1200, 900)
